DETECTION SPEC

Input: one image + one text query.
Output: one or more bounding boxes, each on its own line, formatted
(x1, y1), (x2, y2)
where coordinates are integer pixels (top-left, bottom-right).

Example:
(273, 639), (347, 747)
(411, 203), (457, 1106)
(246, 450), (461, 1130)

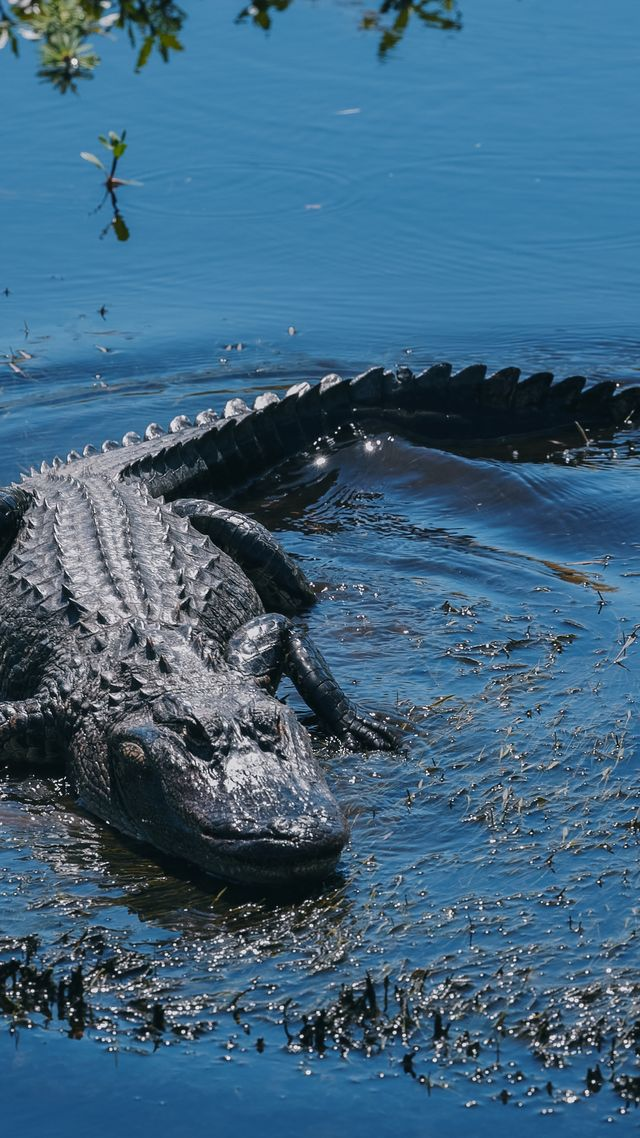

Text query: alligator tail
(112, 363), (640, 500)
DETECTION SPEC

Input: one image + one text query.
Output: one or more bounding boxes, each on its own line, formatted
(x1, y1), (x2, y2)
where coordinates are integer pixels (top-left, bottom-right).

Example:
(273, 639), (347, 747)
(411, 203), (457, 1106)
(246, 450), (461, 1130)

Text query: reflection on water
(360, 0), (462, 57)
(0, 0), (462, 90)
(237, 0), (462, 56)
(95, 184), (130, 242)
(0, 0), (186, 92)
(2, 1), (638, 367)
(235, 0), (296, 31)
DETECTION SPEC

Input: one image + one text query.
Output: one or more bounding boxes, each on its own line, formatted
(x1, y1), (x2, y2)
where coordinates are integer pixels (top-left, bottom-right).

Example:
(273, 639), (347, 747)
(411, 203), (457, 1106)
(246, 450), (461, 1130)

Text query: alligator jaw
(111, 806), (349, 889)
(197, 831), (347, 887)
(109, 814), (347, 888)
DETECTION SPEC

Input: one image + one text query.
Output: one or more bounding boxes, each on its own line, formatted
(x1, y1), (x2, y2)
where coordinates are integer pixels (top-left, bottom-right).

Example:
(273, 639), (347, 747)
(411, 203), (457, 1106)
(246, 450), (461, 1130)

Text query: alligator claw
(342, 707), (404, 752)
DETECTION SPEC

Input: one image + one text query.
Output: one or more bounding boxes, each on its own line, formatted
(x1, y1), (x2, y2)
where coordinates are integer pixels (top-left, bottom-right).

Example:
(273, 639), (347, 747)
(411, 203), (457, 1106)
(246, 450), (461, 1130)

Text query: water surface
(1, 0), (639, 1133)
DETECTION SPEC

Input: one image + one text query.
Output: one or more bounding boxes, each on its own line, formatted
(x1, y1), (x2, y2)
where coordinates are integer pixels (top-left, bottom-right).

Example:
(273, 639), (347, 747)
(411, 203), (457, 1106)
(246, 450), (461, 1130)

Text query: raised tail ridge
(22, 363), (633, 501)
(113, 363), (640, 500)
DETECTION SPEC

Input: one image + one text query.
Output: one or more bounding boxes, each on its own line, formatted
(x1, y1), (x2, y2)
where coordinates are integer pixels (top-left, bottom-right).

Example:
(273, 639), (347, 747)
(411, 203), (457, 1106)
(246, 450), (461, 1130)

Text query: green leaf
(80, 151), (105, 170)
(159, 33), (183, 52)
(112, 214), (130, 242)
(135, 35), (153, 72)
(111, 141), (127, 159)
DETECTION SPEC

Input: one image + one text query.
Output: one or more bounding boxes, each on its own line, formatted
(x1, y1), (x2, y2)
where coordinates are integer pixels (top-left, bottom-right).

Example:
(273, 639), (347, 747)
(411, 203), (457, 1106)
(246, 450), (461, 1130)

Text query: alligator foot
(0, 696), (58, 765)
(172, 498), (316, 613)
(226, 613), (399, 751)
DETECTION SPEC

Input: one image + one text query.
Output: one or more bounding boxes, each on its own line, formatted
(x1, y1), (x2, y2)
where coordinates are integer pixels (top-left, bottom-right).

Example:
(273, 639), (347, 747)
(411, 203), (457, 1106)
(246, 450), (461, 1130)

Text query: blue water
(1, 1), (640, 1133)
(1, 0), (639, 385)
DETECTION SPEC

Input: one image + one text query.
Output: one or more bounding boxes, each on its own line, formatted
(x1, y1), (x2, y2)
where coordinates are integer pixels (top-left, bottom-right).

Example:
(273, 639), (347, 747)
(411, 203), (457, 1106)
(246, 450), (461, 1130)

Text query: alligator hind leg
(226, 613), (399, 751)
(0, 486), (32, 561)
(171, 499), (316, 614)
(0, 696), (59, 766)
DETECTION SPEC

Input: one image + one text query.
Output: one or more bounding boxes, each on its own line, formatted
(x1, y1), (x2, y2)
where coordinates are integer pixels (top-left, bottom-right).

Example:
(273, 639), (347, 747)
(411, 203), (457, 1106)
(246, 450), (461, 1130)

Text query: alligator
(0, 363), (637, 886)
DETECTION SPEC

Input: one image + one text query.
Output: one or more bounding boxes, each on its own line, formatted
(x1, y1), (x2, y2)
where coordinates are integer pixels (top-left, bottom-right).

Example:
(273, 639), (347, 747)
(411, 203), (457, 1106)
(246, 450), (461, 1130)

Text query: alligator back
(0, 473), (263, 694)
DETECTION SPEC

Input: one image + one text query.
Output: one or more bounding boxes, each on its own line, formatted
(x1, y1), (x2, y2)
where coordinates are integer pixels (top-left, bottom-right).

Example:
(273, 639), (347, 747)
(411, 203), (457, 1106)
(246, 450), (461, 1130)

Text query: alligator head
(72, 685), (348, 888)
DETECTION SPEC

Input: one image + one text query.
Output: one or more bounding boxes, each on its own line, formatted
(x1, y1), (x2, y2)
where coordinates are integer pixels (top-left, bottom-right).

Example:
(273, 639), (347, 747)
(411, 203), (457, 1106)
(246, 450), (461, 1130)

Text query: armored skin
(0, 363), (637, 885)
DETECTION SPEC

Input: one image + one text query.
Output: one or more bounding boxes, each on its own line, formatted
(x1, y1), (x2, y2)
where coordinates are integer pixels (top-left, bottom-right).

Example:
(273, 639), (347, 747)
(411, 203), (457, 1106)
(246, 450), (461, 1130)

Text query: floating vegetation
(3, 932), (640, 1111)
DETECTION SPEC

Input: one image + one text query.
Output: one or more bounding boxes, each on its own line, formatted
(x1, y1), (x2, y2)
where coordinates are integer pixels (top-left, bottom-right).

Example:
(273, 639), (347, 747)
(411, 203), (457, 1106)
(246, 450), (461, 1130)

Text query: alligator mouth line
(199, 833), (344, 885)
(211, 855), (341, 886)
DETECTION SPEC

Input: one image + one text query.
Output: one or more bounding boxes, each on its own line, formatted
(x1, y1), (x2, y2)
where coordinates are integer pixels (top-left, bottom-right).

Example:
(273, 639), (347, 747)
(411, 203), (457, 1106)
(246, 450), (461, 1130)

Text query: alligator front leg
(172, 498), (316, 613)
(0, 695), (61, 765)
(226, 613), (399, 751)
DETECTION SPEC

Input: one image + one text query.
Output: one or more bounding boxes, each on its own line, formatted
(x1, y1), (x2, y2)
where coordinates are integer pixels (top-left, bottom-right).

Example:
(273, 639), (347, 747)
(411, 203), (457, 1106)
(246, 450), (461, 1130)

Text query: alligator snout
(107, 703), (349, 887)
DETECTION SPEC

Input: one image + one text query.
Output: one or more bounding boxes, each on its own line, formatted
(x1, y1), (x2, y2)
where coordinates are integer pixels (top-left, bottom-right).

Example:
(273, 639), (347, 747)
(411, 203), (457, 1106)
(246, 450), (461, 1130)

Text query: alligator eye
(248, 710), (285, 752)
(120, 741), (146, 765)
(153, 694), (195, 723)
(156, 713), (211, 751)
